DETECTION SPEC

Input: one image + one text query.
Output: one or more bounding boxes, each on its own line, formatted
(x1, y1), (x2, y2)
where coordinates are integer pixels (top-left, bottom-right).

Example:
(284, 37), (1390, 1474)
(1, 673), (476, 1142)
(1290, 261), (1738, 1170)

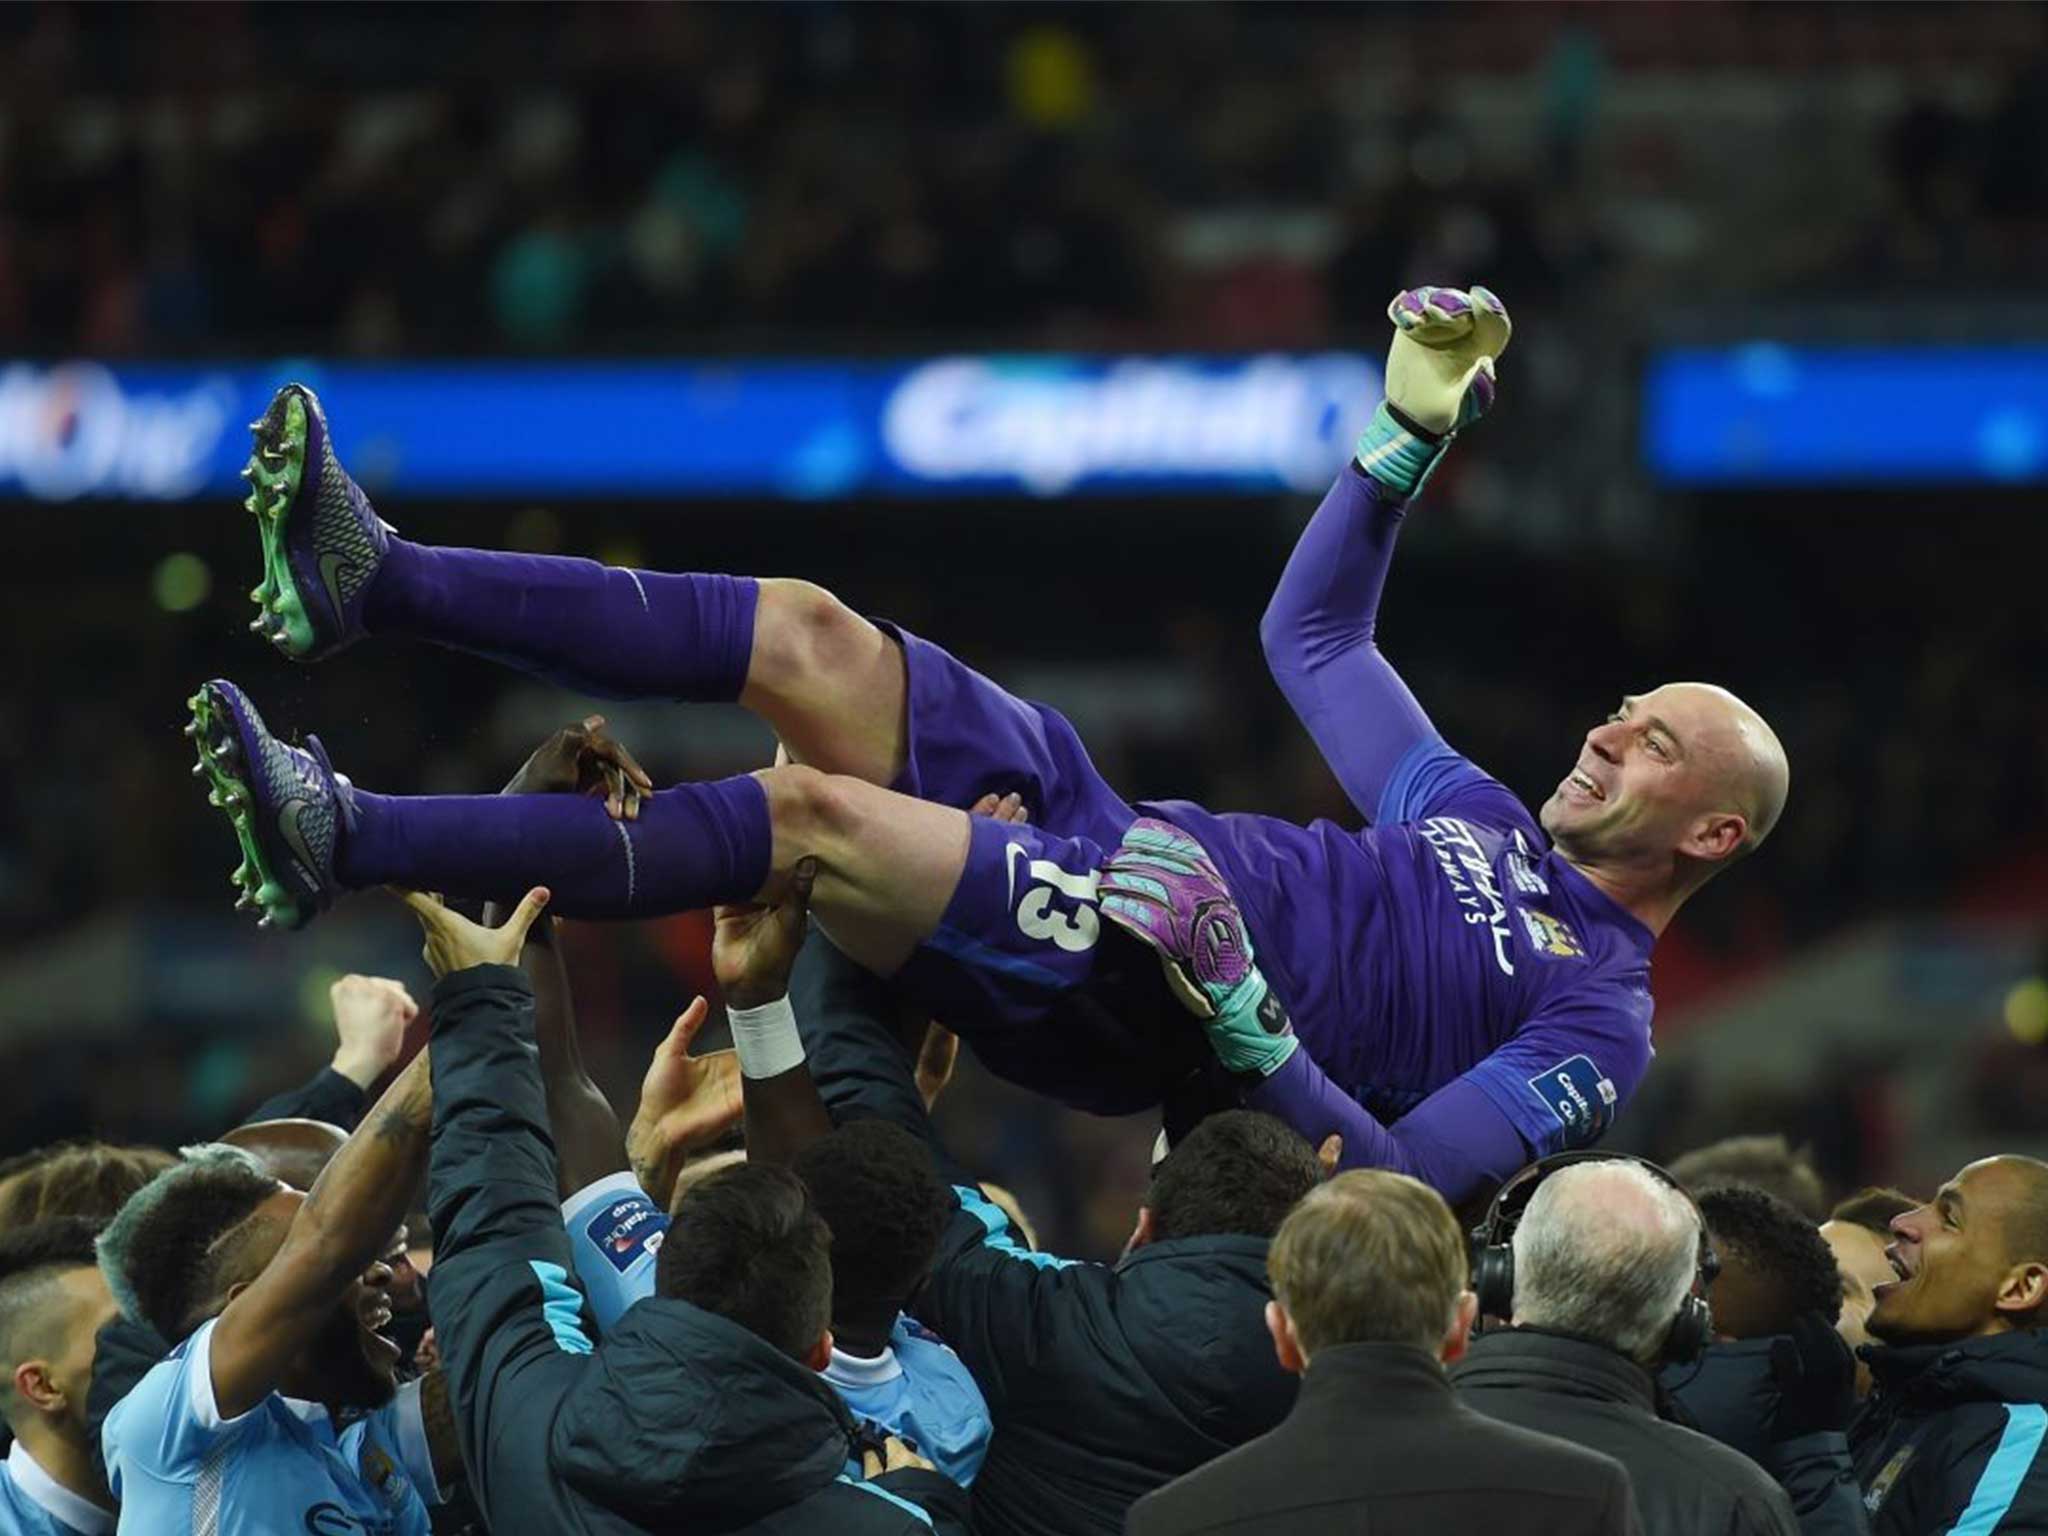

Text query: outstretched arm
(484, 911), (629, 1197)
(207, 893), (549, 1420)
(414, 891), (629, 1532)
(1261, 285), (1511, 823)
(482, 716), (654, 1196)
(1227, 983), (1653, 1206)
(239, 974), (416, 1128)
(712, 862), (836, 1168)
(208, 1051), (433, 1418)
(1259, 465), (1441, 823)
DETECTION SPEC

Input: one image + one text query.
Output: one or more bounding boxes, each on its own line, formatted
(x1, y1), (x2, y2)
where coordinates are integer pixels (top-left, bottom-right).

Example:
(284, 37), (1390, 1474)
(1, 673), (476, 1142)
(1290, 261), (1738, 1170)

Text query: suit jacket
(1453, 1329), (1799, 1536)
(1127, 1342), (1640, 1536)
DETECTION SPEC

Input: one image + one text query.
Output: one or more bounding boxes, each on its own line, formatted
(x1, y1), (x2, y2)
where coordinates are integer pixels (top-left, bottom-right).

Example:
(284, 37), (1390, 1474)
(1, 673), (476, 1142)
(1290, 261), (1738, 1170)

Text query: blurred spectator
(1128, 1169), (1639, 1536)
(1672, 1136), (1830, 1223)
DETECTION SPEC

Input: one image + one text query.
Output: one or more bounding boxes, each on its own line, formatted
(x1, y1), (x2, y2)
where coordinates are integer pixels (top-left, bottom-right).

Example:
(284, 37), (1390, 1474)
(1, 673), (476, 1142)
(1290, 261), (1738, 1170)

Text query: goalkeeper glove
(1097, 818), (1300, 1078)
(1354, 283), (1512, 499)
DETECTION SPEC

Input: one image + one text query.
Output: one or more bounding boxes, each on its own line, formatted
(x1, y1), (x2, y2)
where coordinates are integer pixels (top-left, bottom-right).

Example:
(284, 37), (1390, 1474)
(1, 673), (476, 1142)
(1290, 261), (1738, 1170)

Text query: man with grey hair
(1513, 1159), (1705, 1364)
(1453, 1159), (1801, 1536)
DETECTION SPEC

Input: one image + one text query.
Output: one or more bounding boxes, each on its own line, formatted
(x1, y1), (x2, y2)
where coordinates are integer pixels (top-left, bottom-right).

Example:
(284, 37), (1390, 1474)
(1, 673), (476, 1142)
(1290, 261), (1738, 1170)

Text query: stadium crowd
(2, 3), (2045, 356)
(6, 834), (2048, 1534)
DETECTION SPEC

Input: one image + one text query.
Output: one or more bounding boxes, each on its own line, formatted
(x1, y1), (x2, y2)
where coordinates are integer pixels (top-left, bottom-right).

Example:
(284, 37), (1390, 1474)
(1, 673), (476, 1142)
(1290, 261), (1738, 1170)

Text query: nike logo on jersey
(1005, 840), (1030, 910)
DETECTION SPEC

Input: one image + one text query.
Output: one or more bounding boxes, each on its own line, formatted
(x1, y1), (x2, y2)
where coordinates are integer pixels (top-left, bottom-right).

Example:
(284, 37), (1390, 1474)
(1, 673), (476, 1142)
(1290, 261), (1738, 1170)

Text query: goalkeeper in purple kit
(185, 286), (1789, 1206)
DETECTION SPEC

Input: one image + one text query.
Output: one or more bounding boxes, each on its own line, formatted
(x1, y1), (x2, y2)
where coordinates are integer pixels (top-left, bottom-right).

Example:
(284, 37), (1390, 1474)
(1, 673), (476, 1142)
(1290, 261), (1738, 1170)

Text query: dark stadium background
(3, 1), (2045, 1256)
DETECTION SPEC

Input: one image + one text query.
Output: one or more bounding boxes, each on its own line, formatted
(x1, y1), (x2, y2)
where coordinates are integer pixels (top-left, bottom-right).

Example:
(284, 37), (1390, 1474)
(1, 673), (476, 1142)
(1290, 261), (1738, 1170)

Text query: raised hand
(328, 974), (419, 1088)
(627, 998), (743, 1210)
(503, 714), (654, 821)
(1355, 283), (1512, 500)
(712, 858), (818, 1010)
(397, 887), (551, 978)
(1383, 285), (1512, 436)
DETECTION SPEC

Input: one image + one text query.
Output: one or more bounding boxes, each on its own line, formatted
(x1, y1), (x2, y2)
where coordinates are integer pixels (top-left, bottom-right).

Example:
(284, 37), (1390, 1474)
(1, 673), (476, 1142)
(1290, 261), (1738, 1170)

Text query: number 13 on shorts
(1007, 840), (1102, 953)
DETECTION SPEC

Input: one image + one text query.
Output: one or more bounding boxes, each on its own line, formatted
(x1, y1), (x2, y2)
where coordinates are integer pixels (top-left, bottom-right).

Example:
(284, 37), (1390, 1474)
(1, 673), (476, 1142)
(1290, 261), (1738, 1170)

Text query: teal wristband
(1353, 400), (1452, 499)
(1204, 969), (1301, 1079)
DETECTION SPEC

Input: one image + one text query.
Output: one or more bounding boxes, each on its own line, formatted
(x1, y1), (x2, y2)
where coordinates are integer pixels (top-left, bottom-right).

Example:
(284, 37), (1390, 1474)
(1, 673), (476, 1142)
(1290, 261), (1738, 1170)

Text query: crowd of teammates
(6, 285), (2048, 1533)
(6, 868), (2048, 1535)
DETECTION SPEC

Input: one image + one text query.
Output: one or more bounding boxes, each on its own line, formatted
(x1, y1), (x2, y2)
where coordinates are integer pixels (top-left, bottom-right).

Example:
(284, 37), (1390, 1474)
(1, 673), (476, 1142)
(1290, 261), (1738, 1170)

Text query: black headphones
(1469, 1151), (1721, 1366)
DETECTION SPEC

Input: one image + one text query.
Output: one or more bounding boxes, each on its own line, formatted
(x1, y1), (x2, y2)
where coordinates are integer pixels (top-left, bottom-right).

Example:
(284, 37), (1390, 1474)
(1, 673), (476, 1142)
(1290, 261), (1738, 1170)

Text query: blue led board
(0, 354), (1379, 502)
(1645, 344), (2048, 486)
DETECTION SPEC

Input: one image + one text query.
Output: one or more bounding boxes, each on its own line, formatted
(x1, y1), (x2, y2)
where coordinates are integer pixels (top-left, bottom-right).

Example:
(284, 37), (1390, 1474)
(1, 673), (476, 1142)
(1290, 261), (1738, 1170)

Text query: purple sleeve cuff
(1247, 1050), (1533, 1206)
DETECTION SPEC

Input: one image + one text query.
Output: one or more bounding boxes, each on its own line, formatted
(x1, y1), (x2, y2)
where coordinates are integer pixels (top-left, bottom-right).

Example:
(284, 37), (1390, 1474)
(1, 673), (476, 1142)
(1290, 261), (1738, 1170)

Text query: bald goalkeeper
(184, 285), (1787, 1204)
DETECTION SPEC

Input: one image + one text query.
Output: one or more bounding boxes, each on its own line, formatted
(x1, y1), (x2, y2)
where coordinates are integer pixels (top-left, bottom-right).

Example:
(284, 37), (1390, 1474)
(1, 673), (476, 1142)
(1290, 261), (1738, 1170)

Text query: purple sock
(362, 540), (759, 702)
(337, 775), (773, 919)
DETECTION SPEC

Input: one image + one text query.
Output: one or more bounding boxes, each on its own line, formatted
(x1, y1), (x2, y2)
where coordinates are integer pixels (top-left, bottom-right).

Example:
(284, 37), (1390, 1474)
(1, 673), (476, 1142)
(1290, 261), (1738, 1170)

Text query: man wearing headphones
(1451, 1156), (1800, 1536)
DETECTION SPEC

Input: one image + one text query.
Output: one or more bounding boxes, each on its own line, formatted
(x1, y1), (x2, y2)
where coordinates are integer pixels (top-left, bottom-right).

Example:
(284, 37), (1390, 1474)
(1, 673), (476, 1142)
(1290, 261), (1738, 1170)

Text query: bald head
(1967, 1155), (2048, 1270)
(1541, 681), (1789, 927)
(1870, 1155), (2048, 1346)
(1659, 683), (1789, 854)
(222, 1119), (349, 1194)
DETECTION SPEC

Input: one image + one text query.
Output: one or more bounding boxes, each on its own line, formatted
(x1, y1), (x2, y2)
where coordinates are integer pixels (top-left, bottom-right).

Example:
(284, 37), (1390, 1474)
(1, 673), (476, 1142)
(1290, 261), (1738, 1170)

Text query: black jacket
(1452, 1328), (1801, 1536)
(425, 966), (968, 1536)
(1851, 1332), (2048, 1535)
(915, 1210), (1294, 1536)
(1128, 1341), (1641, 1536)
(243, 1063), (369, 1129)
(792, 933), (1295, 1536)
(1663, 1341), (1871, 1536)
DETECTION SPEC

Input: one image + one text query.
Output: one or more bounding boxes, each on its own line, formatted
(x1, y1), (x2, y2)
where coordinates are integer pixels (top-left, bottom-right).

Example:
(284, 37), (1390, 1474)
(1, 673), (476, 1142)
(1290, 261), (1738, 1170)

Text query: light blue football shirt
(0, 1438), (113, 1536)
(563, 1174), (989, 1483)
(102, 1318), (438, 1536)
(562, 1171), (666, 1335)
(825, 1317), (992, 1487)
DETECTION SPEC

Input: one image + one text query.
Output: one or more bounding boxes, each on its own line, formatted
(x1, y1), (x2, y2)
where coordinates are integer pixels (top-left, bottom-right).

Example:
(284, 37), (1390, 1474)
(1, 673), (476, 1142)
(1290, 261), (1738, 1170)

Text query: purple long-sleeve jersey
(1139, 467), (1656, 1197)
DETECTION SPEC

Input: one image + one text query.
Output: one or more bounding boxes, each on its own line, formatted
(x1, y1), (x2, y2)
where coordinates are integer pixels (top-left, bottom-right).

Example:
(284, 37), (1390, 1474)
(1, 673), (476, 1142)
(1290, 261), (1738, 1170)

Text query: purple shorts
(880, 625), (1207, 1114)
(881, 623), (1139, 846)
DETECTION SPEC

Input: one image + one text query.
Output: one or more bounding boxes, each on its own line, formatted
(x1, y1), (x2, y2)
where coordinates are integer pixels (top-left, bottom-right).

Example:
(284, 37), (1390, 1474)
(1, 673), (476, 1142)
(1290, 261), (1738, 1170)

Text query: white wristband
(728, 995), (806, 1081)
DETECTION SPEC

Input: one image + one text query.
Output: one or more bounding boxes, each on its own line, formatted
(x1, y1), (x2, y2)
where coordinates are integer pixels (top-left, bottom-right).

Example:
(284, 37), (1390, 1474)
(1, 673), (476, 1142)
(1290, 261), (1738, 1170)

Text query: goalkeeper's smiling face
(1539, 682), (1784, 884)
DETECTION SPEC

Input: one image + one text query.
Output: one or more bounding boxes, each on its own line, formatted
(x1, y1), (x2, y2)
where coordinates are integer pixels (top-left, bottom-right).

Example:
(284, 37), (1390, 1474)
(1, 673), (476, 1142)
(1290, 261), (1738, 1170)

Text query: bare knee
(753, 579), (882, 697)
(757, 762), (868, 851)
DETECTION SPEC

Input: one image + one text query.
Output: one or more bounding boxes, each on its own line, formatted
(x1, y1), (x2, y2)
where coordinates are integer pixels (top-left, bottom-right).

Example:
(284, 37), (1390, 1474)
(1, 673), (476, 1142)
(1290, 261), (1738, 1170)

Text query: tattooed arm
(208, 1051), (436, 1417)
(417, 1366), (464, 1492)
(209, 891), (553, 1421)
